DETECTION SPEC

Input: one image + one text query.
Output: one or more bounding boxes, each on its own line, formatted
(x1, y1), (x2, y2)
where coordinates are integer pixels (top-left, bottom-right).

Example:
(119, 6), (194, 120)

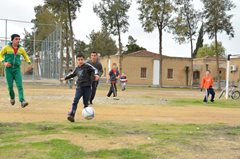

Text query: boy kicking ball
(60, 54), (99, 122)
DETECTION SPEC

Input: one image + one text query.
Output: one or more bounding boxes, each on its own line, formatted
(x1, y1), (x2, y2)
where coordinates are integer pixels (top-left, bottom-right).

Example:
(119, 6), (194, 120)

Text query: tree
(22, 29), (34, 56)
(45, 0), (82, 70)
(172, 0), (200, 56)
(193, 24), (204, 58)
(138, 0), (174, 87)
(202, 0), (235, 89)
(74, 40), (89, 56)
(172, 0), (201, 87)
(88, 30), (118, 57)
(124, 35), (146, 54)
(197, 42), (225, 58)
(93, 0), (131, 73)
(31, 5), (57, 52)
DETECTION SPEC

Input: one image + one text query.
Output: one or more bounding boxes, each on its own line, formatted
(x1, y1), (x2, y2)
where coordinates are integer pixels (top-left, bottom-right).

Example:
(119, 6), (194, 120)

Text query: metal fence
(40, 27), (62, 79)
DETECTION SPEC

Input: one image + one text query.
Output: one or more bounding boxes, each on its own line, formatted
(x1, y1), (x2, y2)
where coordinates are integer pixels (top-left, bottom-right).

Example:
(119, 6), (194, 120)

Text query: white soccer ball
(82, 107), (95, 120)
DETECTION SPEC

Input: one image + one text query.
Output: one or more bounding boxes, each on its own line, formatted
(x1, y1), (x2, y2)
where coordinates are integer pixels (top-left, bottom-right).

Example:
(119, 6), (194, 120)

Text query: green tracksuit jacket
(0, 43), (31, 102)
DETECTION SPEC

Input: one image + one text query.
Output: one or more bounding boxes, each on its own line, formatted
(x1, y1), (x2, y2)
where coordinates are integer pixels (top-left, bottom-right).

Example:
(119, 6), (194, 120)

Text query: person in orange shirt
(201, 70), (215, 103)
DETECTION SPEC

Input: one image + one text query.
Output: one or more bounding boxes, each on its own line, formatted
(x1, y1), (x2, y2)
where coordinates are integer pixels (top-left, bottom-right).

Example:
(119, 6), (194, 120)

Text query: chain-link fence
(0, 18), (63, 80)
(40, 27), (62, 79)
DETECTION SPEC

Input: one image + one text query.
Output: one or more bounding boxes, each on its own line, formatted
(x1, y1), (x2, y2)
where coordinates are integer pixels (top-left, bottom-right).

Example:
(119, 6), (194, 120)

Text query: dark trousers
(204, 87), (215, 102)
(69, 86), (91, 117)
(107, 82), (117, 97)
(89, 81), (99, 104)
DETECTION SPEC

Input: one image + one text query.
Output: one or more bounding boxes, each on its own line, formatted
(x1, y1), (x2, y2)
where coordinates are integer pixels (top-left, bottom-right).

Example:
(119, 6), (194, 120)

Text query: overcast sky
(0, 0), (239, 57)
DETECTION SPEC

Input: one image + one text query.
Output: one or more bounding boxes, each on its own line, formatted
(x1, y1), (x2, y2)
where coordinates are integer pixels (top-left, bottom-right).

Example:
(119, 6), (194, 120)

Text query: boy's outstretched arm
(61, 68), (77, 81)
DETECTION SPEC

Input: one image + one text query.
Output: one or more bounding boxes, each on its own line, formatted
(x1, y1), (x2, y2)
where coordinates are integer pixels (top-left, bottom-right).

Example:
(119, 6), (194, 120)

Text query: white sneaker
(113, 97), (120, 100)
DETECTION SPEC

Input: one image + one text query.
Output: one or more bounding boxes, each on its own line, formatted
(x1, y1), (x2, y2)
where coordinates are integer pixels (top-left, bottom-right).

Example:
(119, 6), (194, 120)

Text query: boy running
(107, 63), (120, 100)
(86, 51), (103, 105)
(0, 34), (31, 107)
(60, 54), (99, 122)
(201, 70), (215, 103)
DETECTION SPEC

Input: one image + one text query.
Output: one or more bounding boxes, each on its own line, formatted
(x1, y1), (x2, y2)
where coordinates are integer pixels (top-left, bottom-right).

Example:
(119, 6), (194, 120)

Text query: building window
(140, 67), (147, 78)
(206, 64), (209, 71)
(167, 69), (173, 79)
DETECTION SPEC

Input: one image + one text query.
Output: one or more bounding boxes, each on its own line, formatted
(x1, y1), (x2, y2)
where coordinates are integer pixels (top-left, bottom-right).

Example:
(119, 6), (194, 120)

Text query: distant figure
(68, 69), (74, 89)
(120, 73), (128, 91)
(107, 63), (120, 100)
(86, 51), (103, 105)
(201, 70), (215, 103)
(0, 34), (31, 108)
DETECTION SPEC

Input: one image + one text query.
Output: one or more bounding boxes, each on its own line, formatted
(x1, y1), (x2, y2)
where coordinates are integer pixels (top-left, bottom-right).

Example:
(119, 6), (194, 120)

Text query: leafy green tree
(197, 42), (225, 58)
(193, 24), (204, 58)
(22, 29), (34, 56)
(124, 36), (146, 54)
(93, 0), (131, 73)
(137, 0), (174, 87)
(88, 30), (118, 57)
(45, 0), (82, 69)
(172, 0), (200, 57)
(202, 0), (235, 89)
(31, 5), (57, 52)
(74, 40), (89, 56)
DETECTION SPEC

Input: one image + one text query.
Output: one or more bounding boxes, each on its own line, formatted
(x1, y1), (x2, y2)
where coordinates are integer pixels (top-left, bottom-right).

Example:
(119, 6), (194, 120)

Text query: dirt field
(1, 79), (240, 159)
(0, 79), (240, 125)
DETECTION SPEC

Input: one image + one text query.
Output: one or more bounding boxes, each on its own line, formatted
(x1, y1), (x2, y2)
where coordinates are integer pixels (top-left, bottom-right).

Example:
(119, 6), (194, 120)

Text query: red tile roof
(126, 50), (161, 59)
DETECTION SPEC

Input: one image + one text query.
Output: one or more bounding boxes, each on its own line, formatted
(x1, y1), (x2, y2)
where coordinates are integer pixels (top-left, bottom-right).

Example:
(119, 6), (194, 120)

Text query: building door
(193, 71), (200, 86)
(153, 60), (160, 85)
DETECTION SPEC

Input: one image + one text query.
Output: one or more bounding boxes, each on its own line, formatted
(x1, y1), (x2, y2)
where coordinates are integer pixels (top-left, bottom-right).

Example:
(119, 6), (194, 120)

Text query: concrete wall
(162, 57), (192, 87)
(229, 58), (240, 83)
(100, 55), (193, 87)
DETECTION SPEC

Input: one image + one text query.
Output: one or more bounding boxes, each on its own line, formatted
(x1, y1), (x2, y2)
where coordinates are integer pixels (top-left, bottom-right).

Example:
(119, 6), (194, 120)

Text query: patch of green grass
(90, 148), (151, 159)
(1, 122), (240, 158)
(170, 98), (240, 108)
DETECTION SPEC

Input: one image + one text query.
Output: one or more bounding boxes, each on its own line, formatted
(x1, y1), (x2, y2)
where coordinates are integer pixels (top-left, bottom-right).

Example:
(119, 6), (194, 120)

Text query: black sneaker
(67, 115), (75, 122)
(21, 101), (29, 108)
(10, 99), (15, 105)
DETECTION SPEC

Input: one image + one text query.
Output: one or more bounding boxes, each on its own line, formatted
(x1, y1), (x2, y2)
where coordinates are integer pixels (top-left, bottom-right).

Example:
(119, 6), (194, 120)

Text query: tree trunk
(117, 25), (123, 74)
(65, 22), (70, 73)
(215, 32), (221, 90)
(67, 0), (75, 67)
(60, 25), (64, 79)
(190, 35), (194, 88)
(158, 26), (163, 88)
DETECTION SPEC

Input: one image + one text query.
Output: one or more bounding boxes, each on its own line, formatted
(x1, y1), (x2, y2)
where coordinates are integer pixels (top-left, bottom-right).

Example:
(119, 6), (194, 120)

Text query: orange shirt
(201, 76), (214, 89)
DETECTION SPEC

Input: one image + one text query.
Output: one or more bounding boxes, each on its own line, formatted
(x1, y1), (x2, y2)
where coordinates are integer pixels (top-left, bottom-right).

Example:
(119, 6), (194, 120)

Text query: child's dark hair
(91, 51), (97, 55)
(11, 34), (20, 41)
(112, 63), (117, 66)
(76, 53), (85, 59)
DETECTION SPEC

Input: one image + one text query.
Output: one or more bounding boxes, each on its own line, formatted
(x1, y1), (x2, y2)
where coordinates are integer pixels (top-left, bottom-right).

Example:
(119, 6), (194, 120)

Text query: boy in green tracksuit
(0, 34), (31, 108)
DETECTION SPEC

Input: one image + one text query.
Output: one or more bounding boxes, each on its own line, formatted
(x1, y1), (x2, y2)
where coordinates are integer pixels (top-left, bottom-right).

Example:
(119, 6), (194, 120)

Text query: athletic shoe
(210, 100), (214, 103)
(67, 115), (75, 122)
(10, 99), (15, 106)
(21, 101), (29, 108)
(113, 97), (120, 100)
(106, 96), (111, 99)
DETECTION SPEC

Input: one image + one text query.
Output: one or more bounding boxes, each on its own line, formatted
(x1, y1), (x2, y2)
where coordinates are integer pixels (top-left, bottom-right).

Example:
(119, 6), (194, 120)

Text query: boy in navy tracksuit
(107, 63), (120, 100)
(61, 54), (99, 122)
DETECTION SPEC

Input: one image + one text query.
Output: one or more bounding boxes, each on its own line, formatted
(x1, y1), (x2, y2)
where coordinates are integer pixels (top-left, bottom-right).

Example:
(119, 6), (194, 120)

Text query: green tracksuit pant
(5, 66), (25, 102)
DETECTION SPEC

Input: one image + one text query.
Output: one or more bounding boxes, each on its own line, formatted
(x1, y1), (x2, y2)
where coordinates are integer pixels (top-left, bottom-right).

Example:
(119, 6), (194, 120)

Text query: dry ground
(0, 79), (240, 159)
(0, 79), (240, 124)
